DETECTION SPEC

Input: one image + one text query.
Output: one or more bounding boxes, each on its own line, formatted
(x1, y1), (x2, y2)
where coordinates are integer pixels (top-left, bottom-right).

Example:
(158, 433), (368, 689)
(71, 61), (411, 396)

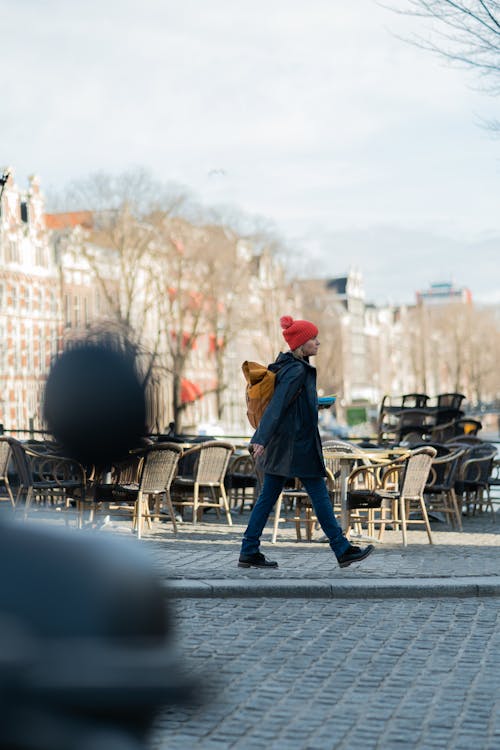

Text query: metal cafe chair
(3, 436), (86, 521)
(0, 437), (17, 509)
(225, 452), (257, 513)
(454, 444), (497, 519)
(424, 447), (466, 530)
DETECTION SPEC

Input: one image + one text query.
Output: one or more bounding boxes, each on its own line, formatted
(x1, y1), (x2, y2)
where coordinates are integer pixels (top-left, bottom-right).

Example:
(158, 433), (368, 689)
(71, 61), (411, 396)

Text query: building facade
(0, 171), (62, 433)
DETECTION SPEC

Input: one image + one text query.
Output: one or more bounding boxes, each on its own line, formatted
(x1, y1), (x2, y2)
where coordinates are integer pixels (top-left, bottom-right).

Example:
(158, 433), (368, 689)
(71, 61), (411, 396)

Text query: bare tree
(293, 278), (344, 398)
(386, 1), (500, 93)
(404, 300), (500, 403)
(197, 224), (253, 421)
(50, 171), (192, 430)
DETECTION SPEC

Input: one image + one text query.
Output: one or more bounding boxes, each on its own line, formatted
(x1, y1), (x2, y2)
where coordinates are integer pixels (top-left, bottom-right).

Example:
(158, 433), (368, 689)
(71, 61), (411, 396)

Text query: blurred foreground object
(0, 520), (192, 750)
(43, 338), (147, 468)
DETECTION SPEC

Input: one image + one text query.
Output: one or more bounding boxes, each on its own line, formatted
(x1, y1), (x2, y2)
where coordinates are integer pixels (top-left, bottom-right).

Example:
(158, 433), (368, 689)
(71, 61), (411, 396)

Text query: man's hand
(251, 443), (265, 458)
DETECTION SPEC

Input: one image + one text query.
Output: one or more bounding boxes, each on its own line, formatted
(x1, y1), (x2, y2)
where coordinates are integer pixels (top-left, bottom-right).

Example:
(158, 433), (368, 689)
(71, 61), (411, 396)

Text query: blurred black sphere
(44, 340), (147, 467)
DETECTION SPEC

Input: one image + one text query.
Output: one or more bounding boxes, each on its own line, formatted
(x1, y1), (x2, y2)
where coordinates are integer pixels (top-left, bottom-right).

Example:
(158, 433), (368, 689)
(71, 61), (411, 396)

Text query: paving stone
(148, 597), (500, 748)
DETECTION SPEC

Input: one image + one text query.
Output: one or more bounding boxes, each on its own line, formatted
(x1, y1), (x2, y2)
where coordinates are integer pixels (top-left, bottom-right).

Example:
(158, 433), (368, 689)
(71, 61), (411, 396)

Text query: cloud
(298, 225), (500, 306)
(2, 0), (500, 306)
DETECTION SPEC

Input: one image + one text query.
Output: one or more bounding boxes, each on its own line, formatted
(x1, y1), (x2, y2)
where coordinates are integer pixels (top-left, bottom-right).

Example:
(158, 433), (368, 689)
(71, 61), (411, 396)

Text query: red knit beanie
(280, 315), (318, 351)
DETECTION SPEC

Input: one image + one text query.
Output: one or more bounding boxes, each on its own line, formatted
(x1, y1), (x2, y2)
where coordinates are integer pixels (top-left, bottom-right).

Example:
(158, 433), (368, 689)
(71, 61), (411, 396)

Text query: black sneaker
(238, 552), (278, 568)
(337, 544), (374, 568)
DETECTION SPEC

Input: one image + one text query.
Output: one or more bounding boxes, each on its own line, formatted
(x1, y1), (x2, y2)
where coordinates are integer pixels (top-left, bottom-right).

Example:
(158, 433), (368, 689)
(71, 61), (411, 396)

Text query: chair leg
(400, 496), (408, 547)
(294, 499), (302, 541)
(164, 490), (178, 533)
(367, 508), (374, 538)
(271, 494), (283, 543)
(192, 483), (199, 525)
(449, 488), (463, 531)
(144, 494), (153, 531)
(23, 488), (34, 520)
(219, 485), (233, 526)
(136, 491), (144, 539)
(378, 502), (388, 541)
(4, 478), (15, 509)
(305, 506), (314, 542)
(485, 487), (496, 523)
(419, 496), (433, 544)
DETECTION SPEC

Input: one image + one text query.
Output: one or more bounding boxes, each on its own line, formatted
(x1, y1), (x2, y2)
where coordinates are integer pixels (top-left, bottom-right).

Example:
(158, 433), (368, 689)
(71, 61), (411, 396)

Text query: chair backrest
(192, 441), (235, 484)
(437, 393), (465, 410)
(228, 453), (255, 476)
(400, 447), (437, 498)
(445, 435), (482, 445)
(401, 393), (429, 409)
(322, 440), (358, 453)
(425, 448), (465, 490)
(5, 437), (32, 488)
(430, 420), (458, 443)
(0, 437), (13, 478)
(408, 441), (450, 456)
(112, 454), (143, 485)
(458, 447), (497, 487)
(397, 409), (433, 429)
(139, 443), (184, 494)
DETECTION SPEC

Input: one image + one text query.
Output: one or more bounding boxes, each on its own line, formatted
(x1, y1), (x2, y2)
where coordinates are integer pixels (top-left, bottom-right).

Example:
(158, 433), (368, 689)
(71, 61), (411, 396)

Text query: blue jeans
(240, 474), (350, 559)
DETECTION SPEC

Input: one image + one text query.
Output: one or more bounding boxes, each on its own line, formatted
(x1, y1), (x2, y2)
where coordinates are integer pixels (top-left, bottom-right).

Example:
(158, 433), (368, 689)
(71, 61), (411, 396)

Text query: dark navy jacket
(250, 351), (326, 478)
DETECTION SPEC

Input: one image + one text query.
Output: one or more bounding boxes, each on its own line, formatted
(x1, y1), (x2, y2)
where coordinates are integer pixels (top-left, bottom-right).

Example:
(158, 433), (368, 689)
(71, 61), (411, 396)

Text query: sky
(2, 0), (500, 306)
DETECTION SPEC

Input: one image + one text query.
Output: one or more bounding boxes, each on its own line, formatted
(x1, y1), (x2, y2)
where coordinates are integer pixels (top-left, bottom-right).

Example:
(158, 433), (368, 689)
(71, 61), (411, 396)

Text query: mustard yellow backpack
(241, 361), (276, 429)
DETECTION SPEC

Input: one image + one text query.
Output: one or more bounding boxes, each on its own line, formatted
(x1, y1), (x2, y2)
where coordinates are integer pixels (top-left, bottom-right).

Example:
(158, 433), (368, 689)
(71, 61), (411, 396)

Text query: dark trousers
(240, 473), (350, 559)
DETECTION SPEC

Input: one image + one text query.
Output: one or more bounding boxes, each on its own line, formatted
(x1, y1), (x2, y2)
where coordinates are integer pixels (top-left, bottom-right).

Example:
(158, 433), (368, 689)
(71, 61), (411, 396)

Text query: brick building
(0, 170), (62, 433)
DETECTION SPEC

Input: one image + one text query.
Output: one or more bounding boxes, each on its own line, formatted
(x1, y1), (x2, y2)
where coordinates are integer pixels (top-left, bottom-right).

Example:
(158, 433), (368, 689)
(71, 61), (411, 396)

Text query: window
(50, 291), (58, 316)
(74, 296), (80, 327)
(39, 337), (46, 373)
(64, 294), (71, 326)
(0, 325), (5, 371)
(50, 329), (58, 358)
(26, 333), (33, 371)
(35, 243), (48, 267)
(7, 239), (19, 263)
(21, 286), (30, 313)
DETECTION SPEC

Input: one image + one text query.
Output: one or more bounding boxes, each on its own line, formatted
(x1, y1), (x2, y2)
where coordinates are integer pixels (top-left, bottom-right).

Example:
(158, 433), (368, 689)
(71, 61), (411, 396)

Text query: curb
(162, 576), (500, 600)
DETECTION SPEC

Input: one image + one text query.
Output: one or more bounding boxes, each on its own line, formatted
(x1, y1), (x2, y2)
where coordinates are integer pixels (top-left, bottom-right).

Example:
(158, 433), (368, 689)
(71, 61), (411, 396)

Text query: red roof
(44, 211), (93, 230)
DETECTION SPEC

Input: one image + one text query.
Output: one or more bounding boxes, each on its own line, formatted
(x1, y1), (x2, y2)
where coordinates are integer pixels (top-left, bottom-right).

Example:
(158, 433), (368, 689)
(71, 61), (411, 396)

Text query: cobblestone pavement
(125, 510), (499, 583)
(150, 596), (500, 750)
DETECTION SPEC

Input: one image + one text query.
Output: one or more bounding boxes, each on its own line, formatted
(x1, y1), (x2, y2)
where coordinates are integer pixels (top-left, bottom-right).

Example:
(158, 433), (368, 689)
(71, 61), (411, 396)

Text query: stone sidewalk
(98, 506), (500, 599)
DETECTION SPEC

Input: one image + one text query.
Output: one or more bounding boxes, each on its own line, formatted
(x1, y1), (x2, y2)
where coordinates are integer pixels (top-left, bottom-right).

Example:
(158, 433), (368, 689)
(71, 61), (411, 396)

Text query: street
(150, 596), (500, 749)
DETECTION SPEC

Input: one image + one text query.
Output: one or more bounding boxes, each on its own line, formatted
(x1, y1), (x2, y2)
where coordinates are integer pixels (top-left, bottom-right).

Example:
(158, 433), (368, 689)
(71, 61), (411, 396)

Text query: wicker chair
(104, 442), (183, 538)
(171, 441), (234, 525)
(270, 478), (312, 543)
(322, 439), (358, 452)
(346, 446), (437, 546)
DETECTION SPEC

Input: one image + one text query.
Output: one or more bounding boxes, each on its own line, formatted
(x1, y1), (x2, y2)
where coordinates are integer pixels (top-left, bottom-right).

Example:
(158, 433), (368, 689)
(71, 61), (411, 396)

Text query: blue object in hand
(318, 396), (336, 408)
